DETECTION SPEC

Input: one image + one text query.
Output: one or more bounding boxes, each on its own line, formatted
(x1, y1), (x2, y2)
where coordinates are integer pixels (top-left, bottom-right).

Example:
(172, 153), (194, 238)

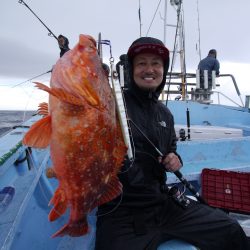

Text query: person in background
(58, 34), (70, 57)
(95, 37), (249, 250)
(102, 63), (110, 78)
(116, 54), (131, 88)
(198, 49), (220, 90)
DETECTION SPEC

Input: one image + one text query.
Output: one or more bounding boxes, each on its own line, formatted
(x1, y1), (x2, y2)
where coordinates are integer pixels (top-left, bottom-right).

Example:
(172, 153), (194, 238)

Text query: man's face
(133, 53), (164, 91)
(58, 37), (65, 48)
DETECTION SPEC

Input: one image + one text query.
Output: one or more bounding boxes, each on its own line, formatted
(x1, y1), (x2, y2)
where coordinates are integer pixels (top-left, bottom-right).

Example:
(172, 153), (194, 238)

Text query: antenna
(138, 0), (142, 37)
(196, 0), (202, 61)
(163, 0), (168, 45)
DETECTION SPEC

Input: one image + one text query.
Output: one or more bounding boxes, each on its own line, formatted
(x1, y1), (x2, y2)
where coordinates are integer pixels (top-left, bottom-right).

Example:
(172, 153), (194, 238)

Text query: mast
(163, 0), (168, 46)
(178, 2), (187, 100)
(168, 0), (186, 100)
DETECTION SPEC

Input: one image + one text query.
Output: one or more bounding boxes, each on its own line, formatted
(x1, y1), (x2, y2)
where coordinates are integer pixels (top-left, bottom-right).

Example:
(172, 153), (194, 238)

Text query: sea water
(0, 110), (35, 137)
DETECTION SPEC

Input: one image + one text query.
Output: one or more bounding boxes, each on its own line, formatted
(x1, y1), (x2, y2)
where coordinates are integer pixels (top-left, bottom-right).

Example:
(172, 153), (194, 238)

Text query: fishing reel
(168, 184), (190, 208)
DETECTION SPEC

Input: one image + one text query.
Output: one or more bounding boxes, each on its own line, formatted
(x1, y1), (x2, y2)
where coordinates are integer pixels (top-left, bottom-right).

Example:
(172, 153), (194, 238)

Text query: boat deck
(1, 113), (250, 250)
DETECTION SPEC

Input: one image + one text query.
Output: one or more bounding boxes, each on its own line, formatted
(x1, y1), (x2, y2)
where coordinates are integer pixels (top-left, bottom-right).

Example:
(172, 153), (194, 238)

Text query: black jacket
(120, 90), (179, 207)
(99, 66), (181, 210)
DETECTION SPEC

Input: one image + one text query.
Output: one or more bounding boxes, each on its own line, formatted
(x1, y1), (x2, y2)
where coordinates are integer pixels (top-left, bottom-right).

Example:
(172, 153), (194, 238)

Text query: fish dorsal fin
(34, 81), (101, 108)
(22, 115), (51, 148)
(96, 176), (123, 207)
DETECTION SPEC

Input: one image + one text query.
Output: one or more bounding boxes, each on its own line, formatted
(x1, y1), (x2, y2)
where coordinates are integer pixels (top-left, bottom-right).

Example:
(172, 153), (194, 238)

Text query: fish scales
(22, 34), (127, 237)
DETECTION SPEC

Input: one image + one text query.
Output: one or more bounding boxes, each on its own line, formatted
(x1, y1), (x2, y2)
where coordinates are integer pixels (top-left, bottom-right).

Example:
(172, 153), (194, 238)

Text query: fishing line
(11, 70), (52, 88)
(128, 118), (206, 204)
(95, 192), (124, 217)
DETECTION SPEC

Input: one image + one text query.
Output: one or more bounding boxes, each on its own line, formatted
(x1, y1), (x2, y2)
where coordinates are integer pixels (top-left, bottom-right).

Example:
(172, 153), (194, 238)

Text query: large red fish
(22, 34), (127, 237)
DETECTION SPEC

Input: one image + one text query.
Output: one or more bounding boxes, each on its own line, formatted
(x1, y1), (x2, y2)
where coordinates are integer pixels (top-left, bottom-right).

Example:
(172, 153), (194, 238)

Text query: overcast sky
(1, 0), (250, 109)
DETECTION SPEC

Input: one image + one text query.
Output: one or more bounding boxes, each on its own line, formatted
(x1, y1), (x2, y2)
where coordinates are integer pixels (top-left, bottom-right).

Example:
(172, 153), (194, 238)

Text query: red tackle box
(201, 168), (250, 214)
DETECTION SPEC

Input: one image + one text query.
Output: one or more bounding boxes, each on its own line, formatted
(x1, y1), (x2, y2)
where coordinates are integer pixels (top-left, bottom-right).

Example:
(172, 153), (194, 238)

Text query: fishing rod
(128, 118), (207, 205)
(18, 0), (58, 42)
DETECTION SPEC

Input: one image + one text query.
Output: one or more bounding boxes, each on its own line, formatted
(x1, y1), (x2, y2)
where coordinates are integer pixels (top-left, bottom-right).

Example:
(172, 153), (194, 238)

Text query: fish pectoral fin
(22, 115), (52, 148)
(37, 102), (49, 117)
(48, 188), (67, 221)
(62, 68), (101, 107)
(96, 176), (123, 207)
(34, 81), (95, 107)
(77, 79), (101, 107)
(51, 217), (88, 238)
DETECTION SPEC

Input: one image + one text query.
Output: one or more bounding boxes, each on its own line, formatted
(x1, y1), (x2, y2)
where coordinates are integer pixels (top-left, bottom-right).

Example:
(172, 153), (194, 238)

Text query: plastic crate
(201, 168), (250, 214)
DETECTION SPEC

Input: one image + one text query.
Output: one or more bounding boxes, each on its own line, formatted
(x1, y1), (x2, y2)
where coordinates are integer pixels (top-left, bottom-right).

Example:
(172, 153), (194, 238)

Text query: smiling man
(132, 53), (164, 90)
(95, 37), (249, 250)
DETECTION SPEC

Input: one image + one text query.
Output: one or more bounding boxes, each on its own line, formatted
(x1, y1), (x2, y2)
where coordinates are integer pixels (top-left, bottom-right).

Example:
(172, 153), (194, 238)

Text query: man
(198, 49), (220, 89)
(95, 37), (248, 250)
(58, 34), (70, 57)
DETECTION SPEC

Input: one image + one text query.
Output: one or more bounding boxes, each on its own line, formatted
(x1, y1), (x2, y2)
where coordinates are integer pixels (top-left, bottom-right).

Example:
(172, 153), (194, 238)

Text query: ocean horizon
(0, 110), (36, 137)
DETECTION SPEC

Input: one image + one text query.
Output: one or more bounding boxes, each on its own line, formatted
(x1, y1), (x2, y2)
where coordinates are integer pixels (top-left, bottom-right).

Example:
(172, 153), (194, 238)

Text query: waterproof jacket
(99, 63), (181, 210)
(198, 55), (220, 79)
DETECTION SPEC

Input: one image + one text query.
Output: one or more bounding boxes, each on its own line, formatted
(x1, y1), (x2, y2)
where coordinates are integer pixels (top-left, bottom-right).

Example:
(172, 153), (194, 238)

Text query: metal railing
(163, 71), (244, 107)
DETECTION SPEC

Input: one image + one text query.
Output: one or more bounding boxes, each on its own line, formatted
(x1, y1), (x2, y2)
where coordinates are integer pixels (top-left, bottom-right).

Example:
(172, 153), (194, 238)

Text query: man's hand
(158, 152), (182, 172)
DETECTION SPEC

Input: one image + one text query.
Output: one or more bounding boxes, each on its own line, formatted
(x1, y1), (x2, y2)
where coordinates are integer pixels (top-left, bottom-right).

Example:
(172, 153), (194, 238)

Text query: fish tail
(48, 188), (67, 221)
(51, 218), (89, 237)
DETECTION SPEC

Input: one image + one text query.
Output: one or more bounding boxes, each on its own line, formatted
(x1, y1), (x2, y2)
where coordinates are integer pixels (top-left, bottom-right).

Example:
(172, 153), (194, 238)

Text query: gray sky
(1, 0), (250, 109)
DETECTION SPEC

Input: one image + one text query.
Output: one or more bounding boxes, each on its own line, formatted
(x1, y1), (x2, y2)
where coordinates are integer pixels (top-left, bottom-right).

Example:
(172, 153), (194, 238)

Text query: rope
(146, 0), (162, 36)
(0, 141), (22, 166)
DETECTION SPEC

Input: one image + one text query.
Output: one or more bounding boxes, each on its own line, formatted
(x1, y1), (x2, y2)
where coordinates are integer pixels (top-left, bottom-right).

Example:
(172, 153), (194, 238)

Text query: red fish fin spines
(77, 77), (101, 107)
(22, 115), (52, 148)
(48, 188), (68, 221)
(51, 217), (89, 237)
(37, 102), (49, 117)
(34, 81), (101, 109)
(34, 82), (83, 107)
(60, 67), (101, 108)
(96, 176), (123, 207)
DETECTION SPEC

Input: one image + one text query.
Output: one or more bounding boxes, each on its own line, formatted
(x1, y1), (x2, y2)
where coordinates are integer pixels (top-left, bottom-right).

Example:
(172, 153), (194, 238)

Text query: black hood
(58, 34), (69, 48)
(126, 37), (170, 101)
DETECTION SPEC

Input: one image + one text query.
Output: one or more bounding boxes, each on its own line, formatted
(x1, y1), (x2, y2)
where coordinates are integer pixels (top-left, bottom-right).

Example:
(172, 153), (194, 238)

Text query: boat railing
(162, 72), (245, 107)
